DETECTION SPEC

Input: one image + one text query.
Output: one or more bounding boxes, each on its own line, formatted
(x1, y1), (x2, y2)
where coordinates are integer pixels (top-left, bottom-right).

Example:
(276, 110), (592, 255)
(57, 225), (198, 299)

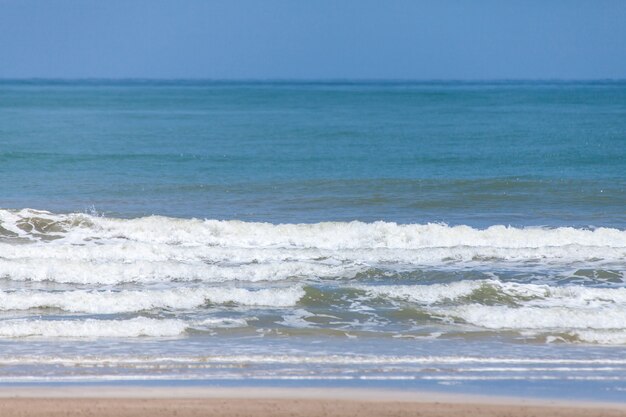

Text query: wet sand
(0, 387), (624, 417)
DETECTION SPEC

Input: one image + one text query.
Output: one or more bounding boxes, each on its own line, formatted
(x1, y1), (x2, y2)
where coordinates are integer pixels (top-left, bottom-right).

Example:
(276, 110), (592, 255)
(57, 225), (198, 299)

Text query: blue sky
(1, 0), (625, 79)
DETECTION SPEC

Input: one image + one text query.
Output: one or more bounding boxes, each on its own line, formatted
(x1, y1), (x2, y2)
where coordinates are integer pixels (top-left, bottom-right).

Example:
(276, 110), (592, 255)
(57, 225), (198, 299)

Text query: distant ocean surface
(0, 81), (625, 399)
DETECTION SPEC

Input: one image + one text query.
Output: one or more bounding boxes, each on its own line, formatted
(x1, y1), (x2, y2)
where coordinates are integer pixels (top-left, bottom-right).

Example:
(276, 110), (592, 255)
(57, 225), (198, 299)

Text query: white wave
(359, 280), (626, 344)
(0, 317), (186, 338)
(447, 304), (626, 330)
(0, 209), (624, 290)
(2, 208), (626, 254)
(2, 208), (626, 345)
(0, 257), (349, 284)
(2, 240), (625, 270)
(359, 281), (482, 304)
(86, 216), (626, 250)
(0, 286), (304, 313)
(572, 330), (626, 345)
(194, 317), (249, 328)
(0, 354), (623, 366)
(502, 283), (626, 308)
(359, 280), (626, 307)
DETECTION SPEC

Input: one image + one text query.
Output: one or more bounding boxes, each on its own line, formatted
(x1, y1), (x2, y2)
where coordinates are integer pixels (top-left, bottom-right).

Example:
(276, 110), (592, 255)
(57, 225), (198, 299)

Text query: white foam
(194, 317), (249, 328)
(0, 257), (348, 284)
(359, 281), (482, 304)
(358, 280), (626, 344)
(503, 283), (626, 308)
(0, 317), (186, 338)
(2, 208), (626, 259)
(446, 304), (626, 330)
(0, 286), (304, 313)
(360, 280), (626, 307)
(86, 216), (626, 250)
(2, 208), (626, 345)
(0, 209), (624, 288)
(0, 354), (622, 366)
(2, 241), (624, 269)
(572, 330), (626, 345)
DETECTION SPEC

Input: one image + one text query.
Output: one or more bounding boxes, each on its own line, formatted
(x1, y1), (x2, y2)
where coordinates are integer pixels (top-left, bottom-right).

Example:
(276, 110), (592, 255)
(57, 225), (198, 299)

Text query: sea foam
(1, 209), (625, 284)
(1, 209), (626, 344)
(2, 209), (626, 252)
(0, 317), (186, 338)
(0, 286), (304, 313)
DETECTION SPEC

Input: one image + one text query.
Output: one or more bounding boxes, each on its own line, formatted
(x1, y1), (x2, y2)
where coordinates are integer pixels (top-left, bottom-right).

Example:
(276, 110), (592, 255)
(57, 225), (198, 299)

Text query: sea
(0, 80), (625, 400)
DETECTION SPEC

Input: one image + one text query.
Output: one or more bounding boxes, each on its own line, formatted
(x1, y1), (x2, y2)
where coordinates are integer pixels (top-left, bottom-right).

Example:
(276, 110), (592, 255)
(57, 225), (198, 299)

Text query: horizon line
(1, 77), (626, 83)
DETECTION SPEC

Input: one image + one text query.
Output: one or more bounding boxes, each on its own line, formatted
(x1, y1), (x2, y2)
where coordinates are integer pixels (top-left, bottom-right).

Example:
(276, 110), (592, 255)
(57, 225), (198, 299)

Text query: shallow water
(0, 81), (625, 398)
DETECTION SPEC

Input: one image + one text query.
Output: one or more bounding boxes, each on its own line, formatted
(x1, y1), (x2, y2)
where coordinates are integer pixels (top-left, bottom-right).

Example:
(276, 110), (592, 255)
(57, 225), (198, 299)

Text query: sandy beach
(0, 387), (624, 417)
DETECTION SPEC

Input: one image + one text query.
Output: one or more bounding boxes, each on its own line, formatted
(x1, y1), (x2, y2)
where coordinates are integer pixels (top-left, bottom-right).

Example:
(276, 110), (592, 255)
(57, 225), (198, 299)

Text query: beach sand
(0, 387), (623, 417)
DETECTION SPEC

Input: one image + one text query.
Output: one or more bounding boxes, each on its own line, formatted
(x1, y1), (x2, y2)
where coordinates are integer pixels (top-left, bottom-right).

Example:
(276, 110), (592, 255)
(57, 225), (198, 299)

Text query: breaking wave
(1, 208), (625, 257)
(0, 286), (304, 313)
(0, 317), (186, 338)
(0, 209), (625, 344)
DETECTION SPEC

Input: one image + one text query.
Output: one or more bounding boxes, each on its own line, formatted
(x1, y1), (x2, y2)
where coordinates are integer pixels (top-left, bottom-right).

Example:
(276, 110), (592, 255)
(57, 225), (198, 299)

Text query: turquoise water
(2, 81), (625, 225)
(0, 81), (626, 399)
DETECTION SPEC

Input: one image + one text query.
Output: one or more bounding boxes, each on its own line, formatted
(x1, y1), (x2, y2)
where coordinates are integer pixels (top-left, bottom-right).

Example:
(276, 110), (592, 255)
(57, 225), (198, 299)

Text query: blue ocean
(0, 81), (625, 400)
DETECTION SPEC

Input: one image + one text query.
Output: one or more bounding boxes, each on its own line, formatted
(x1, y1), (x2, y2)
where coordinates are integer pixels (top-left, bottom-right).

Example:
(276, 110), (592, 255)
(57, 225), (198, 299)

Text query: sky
(1, 0), (625, 80)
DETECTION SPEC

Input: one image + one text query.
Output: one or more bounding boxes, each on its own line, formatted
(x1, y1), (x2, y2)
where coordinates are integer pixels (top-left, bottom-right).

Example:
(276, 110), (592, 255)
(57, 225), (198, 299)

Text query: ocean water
(0, 80), (626, 399)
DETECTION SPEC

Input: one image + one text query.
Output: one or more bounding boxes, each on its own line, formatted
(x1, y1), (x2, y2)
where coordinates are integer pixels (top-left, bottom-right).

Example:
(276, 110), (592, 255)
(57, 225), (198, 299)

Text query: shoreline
(0, 385), (619, 404)
(0, 387), (624, 417)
